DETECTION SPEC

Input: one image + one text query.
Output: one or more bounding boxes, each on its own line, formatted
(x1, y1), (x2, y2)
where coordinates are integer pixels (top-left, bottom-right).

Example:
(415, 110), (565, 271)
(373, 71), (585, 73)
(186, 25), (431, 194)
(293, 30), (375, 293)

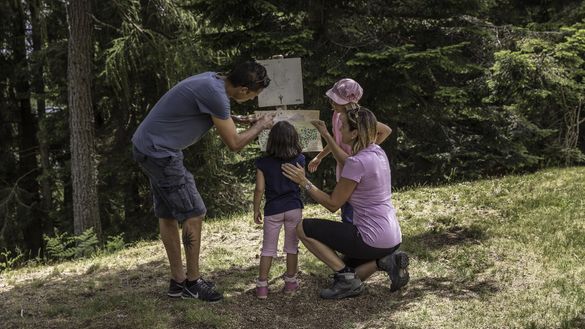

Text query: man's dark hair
(266, 121), (302, 161)
(227, 61), (270, 92)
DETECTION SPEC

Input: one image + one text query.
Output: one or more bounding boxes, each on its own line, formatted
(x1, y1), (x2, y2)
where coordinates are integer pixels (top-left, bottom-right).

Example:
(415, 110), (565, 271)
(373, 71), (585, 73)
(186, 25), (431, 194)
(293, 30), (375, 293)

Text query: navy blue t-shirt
(256, 154), (305, 216)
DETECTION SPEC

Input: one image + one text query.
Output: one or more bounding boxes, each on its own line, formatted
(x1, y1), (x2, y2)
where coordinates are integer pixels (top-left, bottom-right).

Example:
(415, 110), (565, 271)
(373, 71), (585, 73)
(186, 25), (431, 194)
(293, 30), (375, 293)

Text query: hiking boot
(167, 278), (185, 298)
(320, 272), (364, 299)
(182, 278), (223, 302)
(283, 275), (299, 294)
(378, 251), (410, 292)
(256, 279), (268, 299)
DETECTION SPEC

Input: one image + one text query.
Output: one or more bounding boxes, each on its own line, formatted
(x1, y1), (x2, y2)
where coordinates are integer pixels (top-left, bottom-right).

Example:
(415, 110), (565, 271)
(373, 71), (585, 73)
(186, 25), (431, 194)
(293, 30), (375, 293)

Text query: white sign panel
(255, 110), (322, 152)
(257, 58), (304, 107)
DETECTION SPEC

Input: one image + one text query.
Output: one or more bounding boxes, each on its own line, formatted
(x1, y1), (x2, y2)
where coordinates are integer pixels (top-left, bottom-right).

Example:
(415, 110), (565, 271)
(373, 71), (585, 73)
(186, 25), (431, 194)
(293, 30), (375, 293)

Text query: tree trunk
(67, 0), (101, 238)
(11, 0), (43, 255)
(29, 0), (54, 234)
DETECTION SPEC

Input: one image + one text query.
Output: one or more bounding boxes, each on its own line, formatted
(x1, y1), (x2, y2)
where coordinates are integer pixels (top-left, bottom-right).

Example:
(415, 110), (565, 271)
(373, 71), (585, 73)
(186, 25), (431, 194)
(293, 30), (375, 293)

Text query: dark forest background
(1, 0), (584, 264)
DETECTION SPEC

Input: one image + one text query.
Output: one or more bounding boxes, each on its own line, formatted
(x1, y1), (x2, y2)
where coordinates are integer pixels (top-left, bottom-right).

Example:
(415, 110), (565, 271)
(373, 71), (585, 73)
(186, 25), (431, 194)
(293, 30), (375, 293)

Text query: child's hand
(254, 212), (263, 225)
(308, 157), (321, 173)
(310, 120), (329, 137)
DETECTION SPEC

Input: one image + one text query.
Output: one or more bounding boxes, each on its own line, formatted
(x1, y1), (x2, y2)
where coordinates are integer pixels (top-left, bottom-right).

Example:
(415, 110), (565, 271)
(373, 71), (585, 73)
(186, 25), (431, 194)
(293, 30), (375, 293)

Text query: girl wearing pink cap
(308, 78), (392, 223)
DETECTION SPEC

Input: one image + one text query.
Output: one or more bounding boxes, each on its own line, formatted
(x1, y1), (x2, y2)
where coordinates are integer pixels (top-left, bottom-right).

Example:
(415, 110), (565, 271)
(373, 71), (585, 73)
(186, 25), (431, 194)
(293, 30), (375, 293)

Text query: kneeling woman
(282, 107), (409, 299)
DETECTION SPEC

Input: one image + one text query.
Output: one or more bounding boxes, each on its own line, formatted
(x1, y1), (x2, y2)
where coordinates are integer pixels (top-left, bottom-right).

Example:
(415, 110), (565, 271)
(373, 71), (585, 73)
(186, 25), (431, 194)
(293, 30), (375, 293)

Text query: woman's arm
(282, 163), (357, 213)
(253, 169), (265, 224)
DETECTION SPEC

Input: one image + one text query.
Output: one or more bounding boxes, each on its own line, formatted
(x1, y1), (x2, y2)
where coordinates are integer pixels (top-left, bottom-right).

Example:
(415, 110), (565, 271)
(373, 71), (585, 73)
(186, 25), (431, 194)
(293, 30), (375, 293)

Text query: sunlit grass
(1, 167), (584, 328)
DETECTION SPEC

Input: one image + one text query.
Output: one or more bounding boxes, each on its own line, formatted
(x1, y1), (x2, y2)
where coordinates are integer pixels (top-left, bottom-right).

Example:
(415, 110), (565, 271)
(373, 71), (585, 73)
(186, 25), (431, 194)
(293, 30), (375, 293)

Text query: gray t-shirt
(132, 72), (230, 157)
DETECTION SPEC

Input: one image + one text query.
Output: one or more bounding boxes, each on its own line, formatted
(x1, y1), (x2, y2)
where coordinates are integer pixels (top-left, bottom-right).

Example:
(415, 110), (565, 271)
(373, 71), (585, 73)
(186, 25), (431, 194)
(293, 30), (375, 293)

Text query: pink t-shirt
(341, 144), (401, 249)
(332, 112), (353, 181)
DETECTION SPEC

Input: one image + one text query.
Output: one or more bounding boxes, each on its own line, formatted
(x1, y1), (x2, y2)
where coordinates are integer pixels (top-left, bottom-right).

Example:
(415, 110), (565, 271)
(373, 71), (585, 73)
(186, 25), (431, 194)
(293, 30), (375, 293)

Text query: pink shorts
(261, 208), (302, 257)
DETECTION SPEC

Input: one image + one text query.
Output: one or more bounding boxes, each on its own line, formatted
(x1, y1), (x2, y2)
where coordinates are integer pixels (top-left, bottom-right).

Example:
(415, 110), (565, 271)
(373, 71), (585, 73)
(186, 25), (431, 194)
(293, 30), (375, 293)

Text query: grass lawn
(1, 167), (584, 328)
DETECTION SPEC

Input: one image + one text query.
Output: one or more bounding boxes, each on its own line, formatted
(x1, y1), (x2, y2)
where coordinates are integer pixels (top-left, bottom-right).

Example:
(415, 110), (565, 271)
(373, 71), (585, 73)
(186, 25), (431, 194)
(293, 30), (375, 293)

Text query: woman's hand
(311, 120), (330, 138)
(281, 163), (306, 185)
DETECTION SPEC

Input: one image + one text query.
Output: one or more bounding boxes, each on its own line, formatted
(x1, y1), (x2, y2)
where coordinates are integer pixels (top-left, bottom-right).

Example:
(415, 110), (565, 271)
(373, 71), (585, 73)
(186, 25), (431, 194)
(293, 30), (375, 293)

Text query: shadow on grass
(408, 223), (487, 250)
(0, 253), (502, 329)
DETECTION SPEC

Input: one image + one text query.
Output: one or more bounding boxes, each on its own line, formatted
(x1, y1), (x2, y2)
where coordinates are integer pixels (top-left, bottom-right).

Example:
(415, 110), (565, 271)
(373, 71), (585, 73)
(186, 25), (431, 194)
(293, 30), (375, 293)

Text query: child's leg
(283, 208), (302, 276)
(340, 202), (354, 224)
(285, 253), (298, 277)
(259, 212), (285, 279)
(258, 256), (273, 281)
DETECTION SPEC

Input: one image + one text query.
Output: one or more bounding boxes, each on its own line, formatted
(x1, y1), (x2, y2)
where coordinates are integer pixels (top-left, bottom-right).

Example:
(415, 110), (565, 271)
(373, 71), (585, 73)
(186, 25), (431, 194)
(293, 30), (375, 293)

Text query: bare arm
(375, 122), (392, 144)
(308, 144), (332, 173)
(282, 163), (357, 213)
(212, 114), (274, 152)
(253, 169), (265, 224)
(311, 120), (349, 166)
(314, 144), (332, 161)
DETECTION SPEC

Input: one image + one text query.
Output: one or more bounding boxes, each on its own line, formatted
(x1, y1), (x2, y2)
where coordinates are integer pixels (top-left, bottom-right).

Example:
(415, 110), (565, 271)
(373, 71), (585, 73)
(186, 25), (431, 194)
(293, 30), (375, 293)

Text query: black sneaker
(320, 272), (364, 299)
(182, 278), (223, 302)
(378, 251), (410, 292)
(168, 278), (185, 298)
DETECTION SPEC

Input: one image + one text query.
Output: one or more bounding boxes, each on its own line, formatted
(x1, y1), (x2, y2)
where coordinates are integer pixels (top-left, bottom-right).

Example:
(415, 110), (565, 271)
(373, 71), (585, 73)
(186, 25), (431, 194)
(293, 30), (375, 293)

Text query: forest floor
(1, 167), (585, 329)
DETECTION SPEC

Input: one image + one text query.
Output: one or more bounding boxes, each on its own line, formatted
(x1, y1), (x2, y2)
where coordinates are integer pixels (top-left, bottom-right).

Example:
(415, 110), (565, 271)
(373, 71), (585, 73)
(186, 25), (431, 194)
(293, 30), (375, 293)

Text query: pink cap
(325, 78), (363, 105)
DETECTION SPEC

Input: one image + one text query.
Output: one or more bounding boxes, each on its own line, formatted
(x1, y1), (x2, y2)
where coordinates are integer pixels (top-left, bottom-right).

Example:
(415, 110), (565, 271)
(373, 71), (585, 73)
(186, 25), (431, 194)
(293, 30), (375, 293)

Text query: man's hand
(231, 114), (258, 125)
(254, 113), (276, 130)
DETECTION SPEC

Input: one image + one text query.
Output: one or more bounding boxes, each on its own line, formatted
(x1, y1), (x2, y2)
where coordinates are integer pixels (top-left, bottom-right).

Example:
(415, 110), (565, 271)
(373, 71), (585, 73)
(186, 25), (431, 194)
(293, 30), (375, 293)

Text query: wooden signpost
(255, 57), (323, 152)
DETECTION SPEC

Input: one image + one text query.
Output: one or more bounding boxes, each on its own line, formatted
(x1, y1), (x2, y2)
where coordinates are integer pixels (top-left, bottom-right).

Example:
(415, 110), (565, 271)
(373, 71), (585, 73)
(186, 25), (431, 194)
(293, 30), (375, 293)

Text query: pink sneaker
(256, 280), (268, 299)
(283, 275), (299, 294)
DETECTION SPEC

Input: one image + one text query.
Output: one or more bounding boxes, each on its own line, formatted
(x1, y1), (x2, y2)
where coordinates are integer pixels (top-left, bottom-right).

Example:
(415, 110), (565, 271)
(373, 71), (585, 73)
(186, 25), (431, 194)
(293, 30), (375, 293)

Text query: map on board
(256, 58), (303, 107)
(255, 110), (323, 153)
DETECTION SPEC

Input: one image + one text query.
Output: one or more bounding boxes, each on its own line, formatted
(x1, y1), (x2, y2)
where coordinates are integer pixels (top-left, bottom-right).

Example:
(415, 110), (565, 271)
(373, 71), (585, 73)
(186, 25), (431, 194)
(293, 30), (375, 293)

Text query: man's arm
(212, 114), (273, 152)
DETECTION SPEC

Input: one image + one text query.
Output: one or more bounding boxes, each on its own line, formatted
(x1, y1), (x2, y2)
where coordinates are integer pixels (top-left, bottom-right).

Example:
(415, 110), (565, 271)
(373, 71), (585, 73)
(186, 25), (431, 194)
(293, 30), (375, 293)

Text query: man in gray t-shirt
(132, 61), (273, 302)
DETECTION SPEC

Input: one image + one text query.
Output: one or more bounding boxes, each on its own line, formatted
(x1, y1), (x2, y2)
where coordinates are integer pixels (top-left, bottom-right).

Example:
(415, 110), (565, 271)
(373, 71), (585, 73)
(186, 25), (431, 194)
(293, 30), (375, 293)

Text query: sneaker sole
(320, 283), (365, 300)
(390, 252), (410, 292)
(167, 292), (183, 298)
(181, 290), (223, 303)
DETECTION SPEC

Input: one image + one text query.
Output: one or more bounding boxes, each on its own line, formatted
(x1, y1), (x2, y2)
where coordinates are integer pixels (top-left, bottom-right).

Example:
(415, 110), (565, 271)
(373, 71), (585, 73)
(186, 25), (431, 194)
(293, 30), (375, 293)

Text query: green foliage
(104, 233), (126, 254)
(44, 228), (99, 261)
(43, 229), (127, 263)
(2, 0), (585, 257)
(0, 248), (26, 272)
(486, 22), (585, 165)
(2, 167), (585, 328)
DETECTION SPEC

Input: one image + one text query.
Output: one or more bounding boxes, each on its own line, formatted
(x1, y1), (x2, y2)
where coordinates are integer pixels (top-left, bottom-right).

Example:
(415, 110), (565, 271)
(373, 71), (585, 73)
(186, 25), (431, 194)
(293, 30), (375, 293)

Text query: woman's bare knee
(296, 221), (306, 240)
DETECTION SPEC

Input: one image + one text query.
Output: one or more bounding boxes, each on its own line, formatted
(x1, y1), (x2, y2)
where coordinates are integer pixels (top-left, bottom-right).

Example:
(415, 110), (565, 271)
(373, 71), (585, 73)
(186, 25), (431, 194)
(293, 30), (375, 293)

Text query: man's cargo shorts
(132, 145), (206, 222)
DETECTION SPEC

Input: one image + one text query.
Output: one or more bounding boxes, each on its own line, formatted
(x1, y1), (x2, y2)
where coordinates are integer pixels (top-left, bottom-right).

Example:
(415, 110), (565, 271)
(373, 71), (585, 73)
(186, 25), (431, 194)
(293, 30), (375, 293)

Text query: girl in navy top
(253, 121), (305, 299)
